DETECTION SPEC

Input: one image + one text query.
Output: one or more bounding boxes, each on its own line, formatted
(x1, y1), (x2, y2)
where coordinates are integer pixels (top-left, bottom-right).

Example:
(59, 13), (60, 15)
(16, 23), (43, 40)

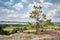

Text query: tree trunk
(35, 10), (41, 34)
(36, 21), (40, 34)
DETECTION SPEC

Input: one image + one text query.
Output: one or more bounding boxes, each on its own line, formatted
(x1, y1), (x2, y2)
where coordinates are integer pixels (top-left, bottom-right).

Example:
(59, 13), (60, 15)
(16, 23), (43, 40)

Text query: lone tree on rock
(30, 5), (46, 34)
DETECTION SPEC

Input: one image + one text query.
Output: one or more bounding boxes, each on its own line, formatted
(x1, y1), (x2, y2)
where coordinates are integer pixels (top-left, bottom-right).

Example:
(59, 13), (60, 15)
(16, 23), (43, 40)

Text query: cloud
(5, 1), (13, 6)
(0, 7), (31, 21)
(29, 2), (40, 7)
(0, 0), (60, 22)
(13, 3), (23, 10)
(0, 8), (10, 20)
(21, 13), (30, 18)
(56, 3), (60, 11)
(47, 9), (56, 19)
(0, 7), (16, 20)
(42, 2), (53, 9)
(10, 0), (13, 2)
(21, 0), (44, 3)
(8, 12), (30, 19)
(28, 2), (41, 12)
(22, 0), (28, 3)
(0, 0), (13, 7)
(0, 7), (34, 21)
(0, 8), (19, 20)
(28, 1), (53, 13)
(7, 10), (30, 18)
(39, 0), (44, 3)
(47, 2), (60, 22)
(7, 10), (19, 18)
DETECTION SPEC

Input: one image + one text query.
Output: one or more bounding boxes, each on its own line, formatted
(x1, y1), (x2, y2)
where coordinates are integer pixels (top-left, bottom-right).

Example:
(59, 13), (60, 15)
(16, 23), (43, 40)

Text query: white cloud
(32, 2), (40, 6)
(5, 2), (13, 6)
(21, 13), (30, 18)
(56, 3), (60, 11)
(39, 0), (44, 3)
(10, 0), (13, 2)
(21, 0), (34, 3)
(47, 9), (56, 19)
(13, 3), (23, 10)
(21, 0), (44, 3)
(46, 3), (60, 22)
(0, 8), (10, 19)
(7, 10), (30, 19)
(44, 2), (52, 5)
(5, 0), (13, 6)
(0, 7), (34, 21)
(28, 2), (41, 11)
(7, 10), (19, 18)
(43, 2), (53, 8)
(0, 7), (20, 20)
(22, 0), (28, 3)
(0, 7), (31, 21)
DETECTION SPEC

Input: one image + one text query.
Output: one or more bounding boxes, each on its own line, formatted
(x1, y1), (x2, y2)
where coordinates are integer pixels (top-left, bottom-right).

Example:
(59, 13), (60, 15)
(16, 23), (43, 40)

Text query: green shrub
(23, 27), (27, 30)
(20, 28), (23, 32)
(0, 30), (10, 35)
(27, 22), (34, 30)
(3, 31), (10, 35)
(11, 28), (18, 34)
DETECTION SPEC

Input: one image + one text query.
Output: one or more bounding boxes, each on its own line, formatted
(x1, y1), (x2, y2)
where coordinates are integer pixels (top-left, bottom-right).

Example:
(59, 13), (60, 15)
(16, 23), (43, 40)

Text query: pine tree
(30, 5), (46, 34)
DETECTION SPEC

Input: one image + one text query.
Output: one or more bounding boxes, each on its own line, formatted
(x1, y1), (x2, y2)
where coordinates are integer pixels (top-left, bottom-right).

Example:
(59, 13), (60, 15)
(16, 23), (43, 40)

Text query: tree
(46, 19), (55, 26)
(30, 5), (46, 34)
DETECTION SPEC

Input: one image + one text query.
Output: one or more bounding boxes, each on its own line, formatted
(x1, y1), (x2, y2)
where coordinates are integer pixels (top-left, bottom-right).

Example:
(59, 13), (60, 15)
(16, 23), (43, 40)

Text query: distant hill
(0, 21), (34, 25)
(54, 22), (60, 26)
(0, 21), (28, 25)
(0, 21), (60, 26)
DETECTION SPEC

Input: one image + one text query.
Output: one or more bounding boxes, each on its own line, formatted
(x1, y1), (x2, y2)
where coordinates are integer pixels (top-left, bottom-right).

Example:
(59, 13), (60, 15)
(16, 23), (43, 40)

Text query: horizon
(0, 20), (60, 23)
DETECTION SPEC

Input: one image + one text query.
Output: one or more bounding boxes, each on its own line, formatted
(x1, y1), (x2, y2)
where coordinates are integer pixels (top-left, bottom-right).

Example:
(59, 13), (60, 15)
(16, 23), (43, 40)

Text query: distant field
(0, 22), (60, 33)
(54, 22), (60, 26)
(3, 27), (17, 31)
(3, 26), (59, 32)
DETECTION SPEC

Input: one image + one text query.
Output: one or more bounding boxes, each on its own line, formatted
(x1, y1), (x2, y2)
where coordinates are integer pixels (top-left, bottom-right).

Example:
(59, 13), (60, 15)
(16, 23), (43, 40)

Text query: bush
(3, 31), (10, 35)
(20, 28), (23, 32)
(23, 27), (27, 30)
(11, 28), (18, 34)
(0, 30), (10, 35)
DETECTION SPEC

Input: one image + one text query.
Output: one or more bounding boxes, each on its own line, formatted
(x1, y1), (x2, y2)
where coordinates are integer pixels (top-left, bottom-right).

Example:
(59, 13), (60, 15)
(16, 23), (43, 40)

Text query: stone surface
(0, 30), (60, 40)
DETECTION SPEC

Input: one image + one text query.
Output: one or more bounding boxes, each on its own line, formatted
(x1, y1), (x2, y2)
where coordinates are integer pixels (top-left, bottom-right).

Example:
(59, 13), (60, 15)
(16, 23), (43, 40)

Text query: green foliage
(0, 27), (3, 31)
(23, 27), (27, 30)
(11, 28), (18, 34)
(34, 5), (42, 9)
(29, 5), (55, 33)
(42, 14), (46, 19)
(30, 10), (37, 18)
(30, 5), (42, 19)
(46, 19), (55, 26)
(27, 22), (34, 30)
(0, 27), (10, 35)
(29, 5), (47, 34)
(2, 31), (10, 35)
(20, 27), (23, 32)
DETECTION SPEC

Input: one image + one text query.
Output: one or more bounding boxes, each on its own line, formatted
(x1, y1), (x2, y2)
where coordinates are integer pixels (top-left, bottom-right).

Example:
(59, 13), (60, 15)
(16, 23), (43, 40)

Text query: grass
(3, 25), (60, 35)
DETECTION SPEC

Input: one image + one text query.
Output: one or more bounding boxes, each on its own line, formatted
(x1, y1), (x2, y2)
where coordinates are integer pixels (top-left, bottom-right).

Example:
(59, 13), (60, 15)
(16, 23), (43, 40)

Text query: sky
(0, 0), (60, 22)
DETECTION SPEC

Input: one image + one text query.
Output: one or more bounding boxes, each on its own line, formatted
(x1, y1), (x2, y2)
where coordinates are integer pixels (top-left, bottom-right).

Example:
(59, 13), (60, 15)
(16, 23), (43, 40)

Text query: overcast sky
(0, 0), (60, 22)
